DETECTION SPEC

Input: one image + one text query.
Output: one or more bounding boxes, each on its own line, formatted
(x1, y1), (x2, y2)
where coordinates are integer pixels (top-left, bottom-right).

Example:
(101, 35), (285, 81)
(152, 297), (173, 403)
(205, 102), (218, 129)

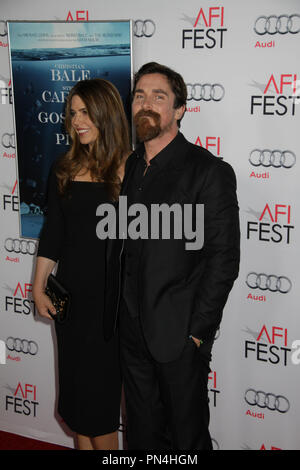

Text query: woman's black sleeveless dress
(38, 168), (121, 437)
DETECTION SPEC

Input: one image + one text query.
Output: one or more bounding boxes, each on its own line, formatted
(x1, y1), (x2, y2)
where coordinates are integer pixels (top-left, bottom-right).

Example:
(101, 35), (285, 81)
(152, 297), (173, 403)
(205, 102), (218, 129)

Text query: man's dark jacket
(104, 132), (240, 363)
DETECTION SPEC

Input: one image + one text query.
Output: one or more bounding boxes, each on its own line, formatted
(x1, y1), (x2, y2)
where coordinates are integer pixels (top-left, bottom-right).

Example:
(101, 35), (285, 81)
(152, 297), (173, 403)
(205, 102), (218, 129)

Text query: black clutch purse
(45, 274), (71, 324)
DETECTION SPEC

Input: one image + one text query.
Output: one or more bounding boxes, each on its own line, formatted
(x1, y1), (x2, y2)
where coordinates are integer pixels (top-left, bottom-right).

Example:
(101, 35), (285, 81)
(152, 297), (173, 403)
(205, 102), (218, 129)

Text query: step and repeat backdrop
(0, 0), (300, 450)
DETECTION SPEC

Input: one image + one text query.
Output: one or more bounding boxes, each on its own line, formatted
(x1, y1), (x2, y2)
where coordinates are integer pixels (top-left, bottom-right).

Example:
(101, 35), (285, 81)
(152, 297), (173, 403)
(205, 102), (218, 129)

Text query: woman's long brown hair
(56, 78), (131, 200)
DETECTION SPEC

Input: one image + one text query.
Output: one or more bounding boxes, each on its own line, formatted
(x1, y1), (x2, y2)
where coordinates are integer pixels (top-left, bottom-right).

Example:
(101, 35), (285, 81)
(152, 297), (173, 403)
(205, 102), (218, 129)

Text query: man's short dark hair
(133, 62), (187, 127)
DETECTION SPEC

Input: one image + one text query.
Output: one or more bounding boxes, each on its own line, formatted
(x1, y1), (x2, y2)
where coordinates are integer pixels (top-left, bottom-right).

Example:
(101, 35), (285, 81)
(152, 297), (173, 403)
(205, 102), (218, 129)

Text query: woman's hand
(33, 289), (56, 320)
(32, 256), (57, 320)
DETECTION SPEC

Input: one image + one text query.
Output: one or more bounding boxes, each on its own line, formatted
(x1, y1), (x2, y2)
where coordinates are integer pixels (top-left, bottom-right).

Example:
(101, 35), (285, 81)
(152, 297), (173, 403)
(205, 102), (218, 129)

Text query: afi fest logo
(242, 443), (282, 450)
(195, 136), (222, 158)
(250, 73), (300, 116)
(0, 76), (12, 105)
(181, 6), (227, 49)
(4, 282), (36, 317)
(2, 179), (18, 212)
(66, 10), (89, 21)
(244, 326), (300, 367)
(246, 203), (294, 244)
(5, 382), (39, 417)
(260, 443), (281, 450)
(244, 324), (291, 367)
(208, 370), (220, 407)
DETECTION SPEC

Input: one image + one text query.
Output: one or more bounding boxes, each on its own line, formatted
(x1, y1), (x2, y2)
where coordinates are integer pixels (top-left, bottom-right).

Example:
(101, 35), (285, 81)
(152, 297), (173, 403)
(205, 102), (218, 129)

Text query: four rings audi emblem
(5, 238), (38, 255)
(0, 20), (7, 37)
(133, 20), (156, 37)
(249, 149), (296, 168)
(254, 14), (300, 35)
(6, 337), (38, 356)
(246, 273), (292, 293)
(245, 389), (290, 413)
(2, 133), (15, 149)
(186, 84), (225, 102)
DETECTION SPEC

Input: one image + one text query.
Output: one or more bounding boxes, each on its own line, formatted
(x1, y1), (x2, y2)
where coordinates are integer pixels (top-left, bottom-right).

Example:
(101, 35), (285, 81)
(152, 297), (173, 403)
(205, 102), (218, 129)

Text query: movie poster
(8, 21), (132, 238)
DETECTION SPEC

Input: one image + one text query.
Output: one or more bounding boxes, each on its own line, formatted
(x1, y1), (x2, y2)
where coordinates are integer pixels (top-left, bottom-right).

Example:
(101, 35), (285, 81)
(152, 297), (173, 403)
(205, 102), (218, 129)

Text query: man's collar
(133, 132), (187, 170)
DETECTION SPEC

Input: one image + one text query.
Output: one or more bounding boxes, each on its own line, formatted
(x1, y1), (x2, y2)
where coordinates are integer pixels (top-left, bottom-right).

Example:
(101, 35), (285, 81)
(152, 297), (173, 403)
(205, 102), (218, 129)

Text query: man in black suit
(105, 62), (240, 450)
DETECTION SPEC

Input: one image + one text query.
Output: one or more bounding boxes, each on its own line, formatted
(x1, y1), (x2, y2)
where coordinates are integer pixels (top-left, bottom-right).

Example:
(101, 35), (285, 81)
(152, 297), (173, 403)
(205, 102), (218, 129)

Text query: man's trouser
(119, 299), (214, 450)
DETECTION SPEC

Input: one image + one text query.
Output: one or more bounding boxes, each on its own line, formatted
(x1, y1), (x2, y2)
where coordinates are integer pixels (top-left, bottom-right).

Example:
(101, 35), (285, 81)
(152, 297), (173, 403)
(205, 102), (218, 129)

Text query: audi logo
(249, 149), (296, 168)
(5, 238), (38, 256)
(6, 337), (38, 355)
(246, 273), (292, 293)
(2, 133), (15, 149)
(245, 389), (290, 413)
(254, 14), (300, 35)
(0, 20), (7, 38)
(133, 19), (156, 38)
(186, 83), (225, 102)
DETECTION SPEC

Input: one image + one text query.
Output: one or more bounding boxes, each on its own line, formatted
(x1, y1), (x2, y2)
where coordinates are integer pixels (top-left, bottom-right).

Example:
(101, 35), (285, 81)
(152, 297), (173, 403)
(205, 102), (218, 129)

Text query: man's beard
(134, 109), (161, 142)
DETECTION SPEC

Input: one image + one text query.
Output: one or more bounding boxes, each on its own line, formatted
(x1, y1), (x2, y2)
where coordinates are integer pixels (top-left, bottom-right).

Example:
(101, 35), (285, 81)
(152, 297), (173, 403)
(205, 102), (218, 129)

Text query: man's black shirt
(122, 132), (183, 318)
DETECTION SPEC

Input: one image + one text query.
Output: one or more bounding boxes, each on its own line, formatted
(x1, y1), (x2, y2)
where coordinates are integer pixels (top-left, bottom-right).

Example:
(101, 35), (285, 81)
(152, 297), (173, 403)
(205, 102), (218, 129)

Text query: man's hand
(191, 336), (202, 348)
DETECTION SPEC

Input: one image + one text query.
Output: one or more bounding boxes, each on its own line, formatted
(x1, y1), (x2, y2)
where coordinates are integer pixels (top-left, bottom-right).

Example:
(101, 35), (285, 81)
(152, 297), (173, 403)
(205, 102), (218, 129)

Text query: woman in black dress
(32, 79), (130, 450)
